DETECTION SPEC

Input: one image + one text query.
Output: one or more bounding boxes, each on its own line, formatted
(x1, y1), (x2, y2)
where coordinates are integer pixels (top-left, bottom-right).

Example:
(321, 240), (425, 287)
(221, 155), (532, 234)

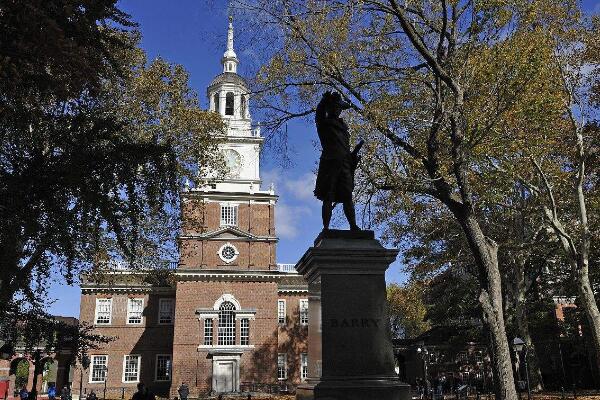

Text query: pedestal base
(295, 230), (411, 400)
(296, 377), (411, 400)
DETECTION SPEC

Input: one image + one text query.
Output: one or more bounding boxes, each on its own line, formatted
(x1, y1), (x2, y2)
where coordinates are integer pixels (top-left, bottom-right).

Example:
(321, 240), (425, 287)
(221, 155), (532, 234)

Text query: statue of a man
(313, 91), (362, 231)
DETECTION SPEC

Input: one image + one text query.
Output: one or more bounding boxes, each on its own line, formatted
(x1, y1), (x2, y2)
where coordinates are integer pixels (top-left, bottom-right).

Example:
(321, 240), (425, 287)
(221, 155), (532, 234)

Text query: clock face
(224, 149), (242, 178)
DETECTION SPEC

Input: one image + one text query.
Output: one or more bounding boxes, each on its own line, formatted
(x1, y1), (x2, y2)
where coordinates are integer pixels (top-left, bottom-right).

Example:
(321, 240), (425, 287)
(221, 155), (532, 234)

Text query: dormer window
(213, 93), (220, 112)
(225, 92), (234, 116)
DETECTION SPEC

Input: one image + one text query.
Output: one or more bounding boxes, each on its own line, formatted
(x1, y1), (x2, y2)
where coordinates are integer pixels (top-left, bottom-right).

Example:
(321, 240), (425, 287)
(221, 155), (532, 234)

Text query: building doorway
(214, 361), (234, 392)
(210, 354), (240, 394)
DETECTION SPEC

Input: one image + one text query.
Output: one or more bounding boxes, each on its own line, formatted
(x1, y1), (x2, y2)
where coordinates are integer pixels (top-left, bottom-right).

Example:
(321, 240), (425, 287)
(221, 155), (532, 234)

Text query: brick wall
(181, 199), (275, 237)
(72, 292), (175, 398)
(171, 280), (281, 397)
(178, 197), (277, 271)
(178, 240), (275, 270)
(276, 293), (309, 384)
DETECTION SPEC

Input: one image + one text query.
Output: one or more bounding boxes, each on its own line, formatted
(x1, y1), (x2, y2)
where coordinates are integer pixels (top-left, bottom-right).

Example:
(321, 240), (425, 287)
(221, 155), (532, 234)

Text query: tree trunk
(515, 297), (544, 391)
(30, 351), (40, 400)
(575, 263), (600, 380)
(514, 257), (544, 391)
(458, 214), (519, 400)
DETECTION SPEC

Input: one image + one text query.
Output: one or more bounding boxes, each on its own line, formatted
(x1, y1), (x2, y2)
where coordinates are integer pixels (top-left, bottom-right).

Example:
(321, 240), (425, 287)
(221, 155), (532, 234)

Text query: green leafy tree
(387, 282), (430, 339)
(237, 1), (599, 397)
(14, 359), (29, 391)
(0, 1), (224, 316)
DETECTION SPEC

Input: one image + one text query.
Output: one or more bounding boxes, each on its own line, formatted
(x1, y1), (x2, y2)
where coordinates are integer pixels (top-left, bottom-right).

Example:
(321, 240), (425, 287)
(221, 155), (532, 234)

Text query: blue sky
(47, 0), (600, 317)
(47, 0), (409, 317)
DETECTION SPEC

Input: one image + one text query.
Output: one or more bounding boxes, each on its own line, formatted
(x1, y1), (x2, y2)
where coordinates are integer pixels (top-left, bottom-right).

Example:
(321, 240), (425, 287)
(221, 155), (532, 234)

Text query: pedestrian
(177, 383), (189, 400)
(87, 390), (97, 400)
(60, 386), (70, 400)
(132, 383), (146, 400)
(145, 388), (155, 400)
(18, 387), (28, 400)
(47, 384), (56, 400)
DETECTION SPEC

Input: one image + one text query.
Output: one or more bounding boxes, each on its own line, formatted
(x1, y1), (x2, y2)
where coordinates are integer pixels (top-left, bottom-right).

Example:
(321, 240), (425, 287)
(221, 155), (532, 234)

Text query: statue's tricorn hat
(325, 91), (351, 110)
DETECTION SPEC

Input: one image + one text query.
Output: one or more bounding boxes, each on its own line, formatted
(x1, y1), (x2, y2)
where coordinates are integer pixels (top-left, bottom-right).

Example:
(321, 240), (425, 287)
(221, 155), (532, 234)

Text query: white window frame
(220, 204), (238, 227)
(204, 319), (214, 346)
(240, 318), (250, 345)
(126, 298), (144, 325)
(299, 299), (309, 325)
(89, 355), (108, 383)
(158, 298), (175, 325)
(278, 299), (286, 325)
(122, 355), (141, 383)
(94, 299), (112, 325)
(277, 353), (287, 380)
(301, 353), (308, 381)
(154, 354), (172, 382)
(217, 301), (236, 346)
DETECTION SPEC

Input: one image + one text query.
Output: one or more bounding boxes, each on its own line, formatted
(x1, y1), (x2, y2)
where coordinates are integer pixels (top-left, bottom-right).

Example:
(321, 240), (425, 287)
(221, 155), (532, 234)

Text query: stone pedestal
(295, 230), (411, 400)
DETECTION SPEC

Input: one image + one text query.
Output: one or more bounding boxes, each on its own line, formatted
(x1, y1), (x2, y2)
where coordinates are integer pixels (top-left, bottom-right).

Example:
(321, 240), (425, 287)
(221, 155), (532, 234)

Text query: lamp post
(102, 366), (108, 400)
(417, 346), (430, 400)
(79, 356), (90, 400)
(513, 338), (531, 400)
(483, 354), (492, 400)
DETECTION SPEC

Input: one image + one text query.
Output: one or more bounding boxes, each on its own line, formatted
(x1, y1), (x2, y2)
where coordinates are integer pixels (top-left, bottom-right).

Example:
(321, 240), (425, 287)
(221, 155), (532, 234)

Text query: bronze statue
(314, 91), (363, 231)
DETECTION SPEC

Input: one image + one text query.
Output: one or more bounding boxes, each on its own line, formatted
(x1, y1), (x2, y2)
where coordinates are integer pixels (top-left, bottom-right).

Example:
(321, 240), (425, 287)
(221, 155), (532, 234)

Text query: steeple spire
(227, 16), (234, 53)
(222, 16), (239, 74)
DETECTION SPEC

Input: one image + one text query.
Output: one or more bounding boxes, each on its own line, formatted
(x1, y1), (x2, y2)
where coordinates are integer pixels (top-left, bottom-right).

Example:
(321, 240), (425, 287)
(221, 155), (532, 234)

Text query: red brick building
(71, 19), (308, 398)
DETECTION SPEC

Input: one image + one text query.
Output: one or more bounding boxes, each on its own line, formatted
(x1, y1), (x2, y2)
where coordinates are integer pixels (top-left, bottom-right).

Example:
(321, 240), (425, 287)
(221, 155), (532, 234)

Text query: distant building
(71, 19), (308, 398)
(0, 316), (78, 400)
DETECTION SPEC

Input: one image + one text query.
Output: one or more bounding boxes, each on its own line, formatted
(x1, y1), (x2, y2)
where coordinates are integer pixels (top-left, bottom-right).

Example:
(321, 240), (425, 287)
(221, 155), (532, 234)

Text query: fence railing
(239, 382), (295, 394)
(276, 263), (297, 273)
(100, 260), (178, 271)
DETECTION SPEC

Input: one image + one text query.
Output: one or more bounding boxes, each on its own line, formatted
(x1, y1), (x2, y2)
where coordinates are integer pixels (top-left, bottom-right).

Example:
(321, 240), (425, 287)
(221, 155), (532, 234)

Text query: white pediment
(200, 226), (257, 240)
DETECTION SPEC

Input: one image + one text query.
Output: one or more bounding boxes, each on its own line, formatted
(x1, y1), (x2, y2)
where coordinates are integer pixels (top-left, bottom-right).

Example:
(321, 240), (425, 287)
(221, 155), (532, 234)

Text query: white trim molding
(213, 293), (241, 310)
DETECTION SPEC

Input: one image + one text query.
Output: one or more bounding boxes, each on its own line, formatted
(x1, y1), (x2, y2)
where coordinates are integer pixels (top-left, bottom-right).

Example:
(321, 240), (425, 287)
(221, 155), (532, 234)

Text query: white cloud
(275, 203), (312, 239)
(261, 169), (317, 203)
(284, 172), (317, 201)
(260, 168), (282, 192)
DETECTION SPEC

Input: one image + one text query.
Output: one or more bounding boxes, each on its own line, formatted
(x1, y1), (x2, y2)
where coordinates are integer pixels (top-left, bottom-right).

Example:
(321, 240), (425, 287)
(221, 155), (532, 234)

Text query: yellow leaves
(387, 282), (431, 339)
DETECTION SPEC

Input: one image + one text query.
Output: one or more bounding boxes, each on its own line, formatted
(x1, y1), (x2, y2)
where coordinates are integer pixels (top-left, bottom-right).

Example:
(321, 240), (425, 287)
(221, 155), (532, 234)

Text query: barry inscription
(326, 318), (381, 328)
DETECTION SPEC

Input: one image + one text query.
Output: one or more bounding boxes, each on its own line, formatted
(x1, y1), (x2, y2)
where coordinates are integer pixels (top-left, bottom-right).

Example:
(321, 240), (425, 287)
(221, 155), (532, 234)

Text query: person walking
(131, 384), (145, 400)
(18, 387), (28, 400)
(60, 386), (70, 400)
(87, 390), (97, 400)
(47, 384), (56, 400)
(177, 383), (189, 400)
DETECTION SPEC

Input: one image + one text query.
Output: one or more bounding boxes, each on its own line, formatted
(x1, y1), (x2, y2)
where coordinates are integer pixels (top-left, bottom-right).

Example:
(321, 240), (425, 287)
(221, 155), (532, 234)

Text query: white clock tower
(180, 17), (278, 273)
(198, 16), (267, 194)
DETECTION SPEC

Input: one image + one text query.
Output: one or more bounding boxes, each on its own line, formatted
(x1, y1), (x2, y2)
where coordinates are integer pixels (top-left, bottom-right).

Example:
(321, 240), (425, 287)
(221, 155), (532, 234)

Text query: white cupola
(207, 16), (253, 126)
(199, 17), (267, 194)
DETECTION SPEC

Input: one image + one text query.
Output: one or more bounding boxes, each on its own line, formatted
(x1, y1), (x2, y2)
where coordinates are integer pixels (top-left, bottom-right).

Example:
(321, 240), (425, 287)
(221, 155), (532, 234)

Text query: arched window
(218, 301), (236, 345)
(240, 95), (247, 118)
(225, 92), (234, 116)
(213, 93), (220, 112)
